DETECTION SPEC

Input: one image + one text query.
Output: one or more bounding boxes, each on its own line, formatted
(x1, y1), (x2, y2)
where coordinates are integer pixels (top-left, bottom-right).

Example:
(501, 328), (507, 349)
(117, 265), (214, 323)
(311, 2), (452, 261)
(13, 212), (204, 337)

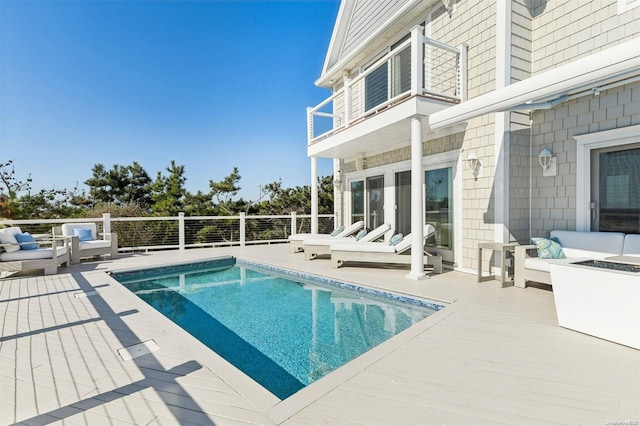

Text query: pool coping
(105, 256), (460, 421)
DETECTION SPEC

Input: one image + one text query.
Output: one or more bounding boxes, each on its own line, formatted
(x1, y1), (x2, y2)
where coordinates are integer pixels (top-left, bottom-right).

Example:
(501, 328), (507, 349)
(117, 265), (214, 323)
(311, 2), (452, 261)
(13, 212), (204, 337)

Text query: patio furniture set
(0, 222), (117, 276)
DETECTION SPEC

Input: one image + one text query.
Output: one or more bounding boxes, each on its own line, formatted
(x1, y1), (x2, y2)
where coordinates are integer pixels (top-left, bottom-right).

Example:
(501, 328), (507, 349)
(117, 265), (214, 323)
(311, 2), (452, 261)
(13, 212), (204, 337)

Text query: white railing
(307, 25), (467, 143)
(0, 212), (336, 252)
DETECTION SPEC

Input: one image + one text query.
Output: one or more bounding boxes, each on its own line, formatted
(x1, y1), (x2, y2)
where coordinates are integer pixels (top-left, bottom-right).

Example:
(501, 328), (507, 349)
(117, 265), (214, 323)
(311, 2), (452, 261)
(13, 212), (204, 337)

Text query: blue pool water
(113, 258), (443, 399)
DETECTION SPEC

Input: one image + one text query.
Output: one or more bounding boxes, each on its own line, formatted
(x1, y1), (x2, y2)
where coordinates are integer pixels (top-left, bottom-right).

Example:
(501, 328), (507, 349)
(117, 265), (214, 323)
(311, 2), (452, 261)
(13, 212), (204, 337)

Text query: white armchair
(53, 223), (118, 264)
(0, 226), (70, 275)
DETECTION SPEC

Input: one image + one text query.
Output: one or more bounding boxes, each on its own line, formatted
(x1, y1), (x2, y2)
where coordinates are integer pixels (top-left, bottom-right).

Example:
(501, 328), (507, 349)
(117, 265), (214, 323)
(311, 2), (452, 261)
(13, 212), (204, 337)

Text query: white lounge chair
(288, 221), (364, 253)
(0, 227), (70, 276)
(330, 224), (443, 274)
(303, 223), (392, 260)
(53, 223), (118, 264)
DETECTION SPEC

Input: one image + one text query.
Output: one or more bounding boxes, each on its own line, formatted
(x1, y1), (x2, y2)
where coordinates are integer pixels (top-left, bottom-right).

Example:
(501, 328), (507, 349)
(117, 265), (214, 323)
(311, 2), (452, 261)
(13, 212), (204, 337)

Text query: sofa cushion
(623, 234), (640, 256)
(0, 227), (22, 253)
(0, 246), (67, 261)
(15, 233), (39, 250)
(550, 230), (625, 255)
(78, 240), (112, 250)
(561, 248), (612, 260)
(531, 237), (566, 259)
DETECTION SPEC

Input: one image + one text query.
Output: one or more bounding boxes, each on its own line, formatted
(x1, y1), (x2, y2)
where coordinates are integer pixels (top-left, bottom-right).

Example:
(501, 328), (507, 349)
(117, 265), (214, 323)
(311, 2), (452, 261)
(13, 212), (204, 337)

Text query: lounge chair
(303, 223), (392, 260)
(288, 221), (364, 253)
(0, 227), (70, 276)
(330, 224), (443, 273)
(53, 223), (118, 264)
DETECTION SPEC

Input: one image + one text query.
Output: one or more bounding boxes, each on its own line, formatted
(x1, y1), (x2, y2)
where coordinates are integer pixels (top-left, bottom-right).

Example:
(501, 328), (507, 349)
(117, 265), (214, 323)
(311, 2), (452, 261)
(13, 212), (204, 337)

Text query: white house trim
(428, 38), (640, 129)
(574, 124), (640, 232)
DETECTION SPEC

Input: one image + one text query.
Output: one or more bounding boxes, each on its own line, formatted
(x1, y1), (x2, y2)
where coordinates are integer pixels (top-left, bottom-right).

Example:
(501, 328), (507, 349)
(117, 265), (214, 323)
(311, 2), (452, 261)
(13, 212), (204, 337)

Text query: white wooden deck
(1, 245), (638, 425)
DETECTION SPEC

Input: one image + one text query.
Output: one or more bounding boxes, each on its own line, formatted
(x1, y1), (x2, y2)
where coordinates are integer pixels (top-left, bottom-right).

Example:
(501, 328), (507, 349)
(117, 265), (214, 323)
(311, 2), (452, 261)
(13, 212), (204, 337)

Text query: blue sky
(0, 0), (339, 201)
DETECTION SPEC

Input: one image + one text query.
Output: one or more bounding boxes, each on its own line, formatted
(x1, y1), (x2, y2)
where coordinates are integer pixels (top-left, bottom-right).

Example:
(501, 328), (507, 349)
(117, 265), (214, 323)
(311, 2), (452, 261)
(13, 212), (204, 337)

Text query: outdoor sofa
(0, 226), (70, 276)
(514, 230), (640, 288)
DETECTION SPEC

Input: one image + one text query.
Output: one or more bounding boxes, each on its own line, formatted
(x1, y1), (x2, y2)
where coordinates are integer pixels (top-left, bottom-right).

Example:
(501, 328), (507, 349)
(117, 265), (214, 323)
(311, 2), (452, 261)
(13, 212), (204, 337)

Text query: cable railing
(307, 25), (467, 143)
(0, 213), (336, 252)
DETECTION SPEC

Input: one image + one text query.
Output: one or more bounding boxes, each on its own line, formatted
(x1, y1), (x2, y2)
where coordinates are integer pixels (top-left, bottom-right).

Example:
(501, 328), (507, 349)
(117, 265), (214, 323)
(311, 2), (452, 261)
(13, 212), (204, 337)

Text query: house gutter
(428, 38), (640, 129)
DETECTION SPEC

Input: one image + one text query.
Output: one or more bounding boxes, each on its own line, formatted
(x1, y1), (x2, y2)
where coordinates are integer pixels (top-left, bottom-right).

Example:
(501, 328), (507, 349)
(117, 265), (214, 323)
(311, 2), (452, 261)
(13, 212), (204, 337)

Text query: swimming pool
(112, 257), (443, 399)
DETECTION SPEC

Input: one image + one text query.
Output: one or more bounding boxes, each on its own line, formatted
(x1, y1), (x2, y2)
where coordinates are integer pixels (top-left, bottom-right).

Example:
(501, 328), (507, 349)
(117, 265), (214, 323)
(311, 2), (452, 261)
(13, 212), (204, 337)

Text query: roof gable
(322, 0), (411, 76)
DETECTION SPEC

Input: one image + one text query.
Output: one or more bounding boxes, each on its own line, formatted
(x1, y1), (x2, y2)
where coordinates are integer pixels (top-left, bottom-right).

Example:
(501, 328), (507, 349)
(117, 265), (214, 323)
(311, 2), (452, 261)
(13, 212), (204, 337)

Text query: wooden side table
(477, 242), (518, 286)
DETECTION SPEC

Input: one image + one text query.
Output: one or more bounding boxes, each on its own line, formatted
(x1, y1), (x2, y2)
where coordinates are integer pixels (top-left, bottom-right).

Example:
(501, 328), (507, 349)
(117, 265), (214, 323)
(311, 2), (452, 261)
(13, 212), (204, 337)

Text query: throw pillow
(73, 228), (94, 242)
(531, 237), (566, 259)
(355, 229), (368, 241)
(388, 233), (404, 246)
(330, 226), (344, 236)
(15, 233), (39, 250)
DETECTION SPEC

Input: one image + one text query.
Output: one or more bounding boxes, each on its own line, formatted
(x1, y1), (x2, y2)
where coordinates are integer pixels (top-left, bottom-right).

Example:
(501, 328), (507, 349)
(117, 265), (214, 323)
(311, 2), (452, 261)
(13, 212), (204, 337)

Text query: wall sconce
(538, 148), (557, 177)
(334, 170), (343, 188)
(467, 153), (482, 180)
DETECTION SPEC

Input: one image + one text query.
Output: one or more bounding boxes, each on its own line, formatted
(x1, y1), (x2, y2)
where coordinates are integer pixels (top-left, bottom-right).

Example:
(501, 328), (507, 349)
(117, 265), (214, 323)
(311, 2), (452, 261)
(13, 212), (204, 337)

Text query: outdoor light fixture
(538, 148), (557, 177)
(467, 153), (482, 180)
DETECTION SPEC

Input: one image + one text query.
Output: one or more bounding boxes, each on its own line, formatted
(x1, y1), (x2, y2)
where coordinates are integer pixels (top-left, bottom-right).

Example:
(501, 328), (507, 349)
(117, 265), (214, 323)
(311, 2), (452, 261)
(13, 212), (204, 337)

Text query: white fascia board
(429, 38), (640, 129)
(319, 0), (355, 83)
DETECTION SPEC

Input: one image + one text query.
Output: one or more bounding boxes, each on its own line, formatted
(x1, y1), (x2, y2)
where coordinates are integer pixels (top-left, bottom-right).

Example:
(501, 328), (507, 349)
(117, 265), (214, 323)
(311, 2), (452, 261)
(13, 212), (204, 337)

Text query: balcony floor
(1, 245), (638, 425)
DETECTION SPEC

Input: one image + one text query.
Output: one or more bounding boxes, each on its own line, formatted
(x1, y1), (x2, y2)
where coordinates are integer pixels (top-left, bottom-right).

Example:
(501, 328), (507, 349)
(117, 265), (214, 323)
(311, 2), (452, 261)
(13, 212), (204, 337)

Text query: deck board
(1, 245), (638, 425)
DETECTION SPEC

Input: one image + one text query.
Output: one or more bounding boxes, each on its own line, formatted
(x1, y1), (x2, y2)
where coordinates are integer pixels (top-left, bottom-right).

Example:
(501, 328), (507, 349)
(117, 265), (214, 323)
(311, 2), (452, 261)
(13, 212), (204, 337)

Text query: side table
(477, 242), (518, 286)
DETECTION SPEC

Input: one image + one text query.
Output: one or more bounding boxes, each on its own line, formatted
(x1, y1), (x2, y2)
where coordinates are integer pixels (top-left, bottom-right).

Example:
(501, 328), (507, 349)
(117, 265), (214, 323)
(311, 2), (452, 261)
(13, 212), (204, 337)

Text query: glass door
(366, 176), (384, 229)
(395, 171), (411, 236)
(350, 180), (365, 224)
(590, 144), (640, 233)
(425, 167), (453, 249)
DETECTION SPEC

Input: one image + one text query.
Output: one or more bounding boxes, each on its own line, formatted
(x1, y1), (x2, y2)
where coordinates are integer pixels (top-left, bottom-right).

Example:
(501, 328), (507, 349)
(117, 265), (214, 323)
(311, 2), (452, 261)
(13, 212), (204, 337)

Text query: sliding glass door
(590, 144), (640, 233)
(425, 167), (453, 249)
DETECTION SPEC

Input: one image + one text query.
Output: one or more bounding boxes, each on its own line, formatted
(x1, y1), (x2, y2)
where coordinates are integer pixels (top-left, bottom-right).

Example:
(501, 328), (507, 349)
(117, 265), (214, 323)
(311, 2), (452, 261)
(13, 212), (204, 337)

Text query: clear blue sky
(0, 0), (339, 201)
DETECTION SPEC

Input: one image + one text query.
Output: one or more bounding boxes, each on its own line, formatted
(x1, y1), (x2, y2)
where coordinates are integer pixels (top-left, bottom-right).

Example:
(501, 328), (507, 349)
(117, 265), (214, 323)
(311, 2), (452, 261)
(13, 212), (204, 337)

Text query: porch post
(311, 156), (319, 234)
(407, 116), (426, 280)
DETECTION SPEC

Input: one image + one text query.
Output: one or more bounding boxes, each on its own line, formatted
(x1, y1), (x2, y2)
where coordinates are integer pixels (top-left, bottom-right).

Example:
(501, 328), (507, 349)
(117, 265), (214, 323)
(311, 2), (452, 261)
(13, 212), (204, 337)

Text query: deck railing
(307, 25), (467, 143)
(0, 213), (336, 252)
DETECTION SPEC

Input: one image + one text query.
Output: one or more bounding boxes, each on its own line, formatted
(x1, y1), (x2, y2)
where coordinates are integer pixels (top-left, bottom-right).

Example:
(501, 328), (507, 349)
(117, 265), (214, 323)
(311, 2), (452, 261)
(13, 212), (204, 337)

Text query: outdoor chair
(53, 222), (118, 264)
(288, 220), (364, 253)
(330, 224), (443, 273)
(0, 226), (70, 276)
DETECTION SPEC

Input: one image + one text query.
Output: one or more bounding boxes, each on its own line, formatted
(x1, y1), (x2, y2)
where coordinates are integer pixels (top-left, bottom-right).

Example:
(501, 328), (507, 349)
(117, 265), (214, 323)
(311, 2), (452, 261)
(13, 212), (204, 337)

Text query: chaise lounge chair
(0, 227), (70, 276)
(303, 223), (392, 260)
(330, 224), (442, 274)
(288, 221), (364, 253)
(53, 222), (118, 264)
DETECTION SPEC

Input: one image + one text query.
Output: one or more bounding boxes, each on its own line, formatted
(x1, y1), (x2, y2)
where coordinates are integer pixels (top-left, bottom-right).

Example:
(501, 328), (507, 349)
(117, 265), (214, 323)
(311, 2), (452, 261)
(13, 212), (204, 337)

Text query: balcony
(307, 27), (467, 159)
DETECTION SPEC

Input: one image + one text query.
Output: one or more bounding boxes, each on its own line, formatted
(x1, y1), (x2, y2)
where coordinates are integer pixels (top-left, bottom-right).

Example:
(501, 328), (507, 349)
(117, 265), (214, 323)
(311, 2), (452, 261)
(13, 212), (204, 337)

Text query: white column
(407, 116), (426, 280)
(494, 0), (511, 245)
(311, 156), (318, 234)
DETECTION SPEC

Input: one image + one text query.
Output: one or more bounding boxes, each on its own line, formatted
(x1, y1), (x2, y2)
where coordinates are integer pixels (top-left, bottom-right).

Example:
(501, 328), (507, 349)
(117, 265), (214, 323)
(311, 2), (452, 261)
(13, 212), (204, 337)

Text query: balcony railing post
(343, 73), (351, 126)
(306, 106), (314, 143)
(239, 212), (246, 247)
(102, 213), (111, 235)
(290, 212), (297, 237)
(457, 43), (468, 101)
(178, 212), (185, 251)
(411, 25), (424, 96)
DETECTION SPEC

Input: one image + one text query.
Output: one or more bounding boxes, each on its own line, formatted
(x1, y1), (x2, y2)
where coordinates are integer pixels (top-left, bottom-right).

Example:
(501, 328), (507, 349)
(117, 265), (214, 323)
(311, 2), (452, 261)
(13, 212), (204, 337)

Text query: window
(365, 62), (388, 111)
(350, 180), (364, 224)
(590, 145), (640, 233)
(574, 124), (640, 232)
